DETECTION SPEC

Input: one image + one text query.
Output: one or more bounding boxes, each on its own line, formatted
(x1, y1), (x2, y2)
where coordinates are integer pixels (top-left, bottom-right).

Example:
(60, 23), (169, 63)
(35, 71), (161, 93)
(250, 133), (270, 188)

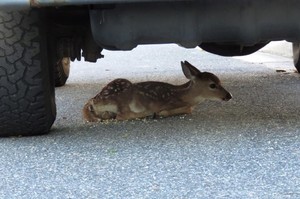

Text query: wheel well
(45, 6), (103, 62)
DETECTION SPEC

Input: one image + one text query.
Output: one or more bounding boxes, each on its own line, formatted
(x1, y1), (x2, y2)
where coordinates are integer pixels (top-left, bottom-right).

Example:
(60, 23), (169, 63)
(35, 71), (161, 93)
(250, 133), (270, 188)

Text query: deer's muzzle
(222, 92), (232, 101)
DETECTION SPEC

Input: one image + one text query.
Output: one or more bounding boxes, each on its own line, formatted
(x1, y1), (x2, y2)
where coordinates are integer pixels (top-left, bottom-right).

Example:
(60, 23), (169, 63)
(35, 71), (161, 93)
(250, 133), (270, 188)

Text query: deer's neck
(175, 81), (193, 92)
(175, 81), (205, 104)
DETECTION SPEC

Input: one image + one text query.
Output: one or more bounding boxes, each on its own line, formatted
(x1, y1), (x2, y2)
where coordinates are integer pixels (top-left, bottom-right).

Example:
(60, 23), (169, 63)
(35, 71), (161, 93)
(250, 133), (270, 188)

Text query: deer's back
(132, 81), (188, 111)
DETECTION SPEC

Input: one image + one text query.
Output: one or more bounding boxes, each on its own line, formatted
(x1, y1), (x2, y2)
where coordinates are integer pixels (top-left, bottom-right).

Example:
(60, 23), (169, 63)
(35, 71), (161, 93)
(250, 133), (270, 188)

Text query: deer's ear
(181, 61), (201, 80)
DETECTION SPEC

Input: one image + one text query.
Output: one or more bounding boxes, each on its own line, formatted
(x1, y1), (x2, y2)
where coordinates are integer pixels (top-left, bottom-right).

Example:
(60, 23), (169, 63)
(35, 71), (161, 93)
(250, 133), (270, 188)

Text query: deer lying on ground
(83, 61), (232, 122)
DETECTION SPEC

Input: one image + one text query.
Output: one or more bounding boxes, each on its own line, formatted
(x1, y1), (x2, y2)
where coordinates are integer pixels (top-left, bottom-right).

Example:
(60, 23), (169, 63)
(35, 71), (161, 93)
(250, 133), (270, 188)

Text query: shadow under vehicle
(1, 0), (300, 136)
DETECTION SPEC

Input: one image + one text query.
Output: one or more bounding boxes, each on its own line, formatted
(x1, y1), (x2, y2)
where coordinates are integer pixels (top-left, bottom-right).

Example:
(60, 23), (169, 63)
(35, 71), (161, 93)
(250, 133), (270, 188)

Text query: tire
(292, 42), (300, 73)
(199, 42), (269, 56)
(0, 10), (56, 136)
(55, 57), (70, 87)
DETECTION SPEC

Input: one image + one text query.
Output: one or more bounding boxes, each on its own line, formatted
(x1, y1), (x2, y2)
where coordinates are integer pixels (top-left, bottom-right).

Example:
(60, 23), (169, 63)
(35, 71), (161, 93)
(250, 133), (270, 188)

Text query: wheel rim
(61, 57), (70, 77)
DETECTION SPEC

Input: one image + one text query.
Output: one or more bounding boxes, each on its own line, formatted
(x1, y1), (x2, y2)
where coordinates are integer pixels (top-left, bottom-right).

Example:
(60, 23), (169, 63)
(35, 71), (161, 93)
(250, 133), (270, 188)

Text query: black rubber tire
(292, 42), (300, 73)
(0, 10), (56, 136)
(199, 42), (269, 56)
(55, 57), (70, 87)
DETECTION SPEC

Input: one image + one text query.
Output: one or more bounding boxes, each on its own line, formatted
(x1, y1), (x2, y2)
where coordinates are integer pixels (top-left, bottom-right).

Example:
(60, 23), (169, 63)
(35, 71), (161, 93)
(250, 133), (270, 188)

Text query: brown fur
(83, 61), (232, 122)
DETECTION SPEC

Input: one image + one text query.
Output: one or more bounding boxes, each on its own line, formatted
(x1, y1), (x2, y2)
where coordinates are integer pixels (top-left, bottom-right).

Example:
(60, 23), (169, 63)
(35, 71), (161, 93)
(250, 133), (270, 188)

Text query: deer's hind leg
(114, 103), (152, 121)
(157, 106), (193, 118)
(116, 111), (153, 121)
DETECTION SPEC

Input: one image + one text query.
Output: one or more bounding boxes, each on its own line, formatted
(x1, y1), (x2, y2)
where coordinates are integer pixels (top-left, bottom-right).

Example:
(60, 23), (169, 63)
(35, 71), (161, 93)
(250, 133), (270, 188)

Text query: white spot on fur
(129, 100), (145, 113)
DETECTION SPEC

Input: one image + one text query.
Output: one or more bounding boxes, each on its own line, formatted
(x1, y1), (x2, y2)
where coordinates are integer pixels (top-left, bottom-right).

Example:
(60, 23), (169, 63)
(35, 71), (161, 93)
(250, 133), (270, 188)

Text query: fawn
(83, 61), (232, 122)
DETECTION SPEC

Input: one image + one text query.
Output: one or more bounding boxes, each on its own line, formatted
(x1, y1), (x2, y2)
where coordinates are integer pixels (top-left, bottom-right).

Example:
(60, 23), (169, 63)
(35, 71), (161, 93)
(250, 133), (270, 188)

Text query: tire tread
(0, 10), (55, 136)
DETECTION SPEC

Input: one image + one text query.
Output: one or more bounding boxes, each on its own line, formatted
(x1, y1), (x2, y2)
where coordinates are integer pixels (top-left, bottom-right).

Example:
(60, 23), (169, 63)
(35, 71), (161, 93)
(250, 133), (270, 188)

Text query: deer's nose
(223, 92), (232, 101)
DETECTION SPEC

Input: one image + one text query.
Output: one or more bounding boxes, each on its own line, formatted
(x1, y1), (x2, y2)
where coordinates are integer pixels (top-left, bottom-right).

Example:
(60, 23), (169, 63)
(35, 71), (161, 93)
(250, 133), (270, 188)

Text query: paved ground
(260, 41), (292, 58)
(0, 44), (300, 199)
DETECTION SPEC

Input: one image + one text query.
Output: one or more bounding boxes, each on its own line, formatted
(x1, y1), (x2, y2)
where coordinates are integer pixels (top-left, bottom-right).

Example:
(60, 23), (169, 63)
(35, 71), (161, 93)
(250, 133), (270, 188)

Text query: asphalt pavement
(0, 44), (300, 199)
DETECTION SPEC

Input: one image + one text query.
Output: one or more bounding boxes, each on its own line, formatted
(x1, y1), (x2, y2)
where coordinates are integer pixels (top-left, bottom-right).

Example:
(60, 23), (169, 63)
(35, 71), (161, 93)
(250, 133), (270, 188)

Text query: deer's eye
(209, 83), (217, 89)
